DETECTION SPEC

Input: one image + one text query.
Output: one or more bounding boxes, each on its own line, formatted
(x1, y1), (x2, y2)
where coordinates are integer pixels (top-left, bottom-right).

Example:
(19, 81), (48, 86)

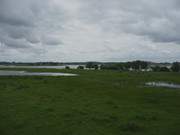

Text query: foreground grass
(0, 69), (180, 135)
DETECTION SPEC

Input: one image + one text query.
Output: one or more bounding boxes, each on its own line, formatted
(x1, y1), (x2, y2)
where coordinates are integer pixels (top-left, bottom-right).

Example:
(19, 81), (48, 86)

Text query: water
(0, 70), (77, 76)
(146, 82), (180, 89)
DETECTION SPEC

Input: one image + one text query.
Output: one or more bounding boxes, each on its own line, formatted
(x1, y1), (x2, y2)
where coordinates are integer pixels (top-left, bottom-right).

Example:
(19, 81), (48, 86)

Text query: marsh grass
(0, 69), (180, 135)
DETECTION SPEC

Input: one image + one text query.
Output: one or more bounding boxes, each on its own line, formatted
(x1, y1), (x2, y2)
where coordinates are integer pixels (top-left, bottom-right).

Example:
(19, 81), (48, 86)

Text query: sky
(0, 0), (180, 62)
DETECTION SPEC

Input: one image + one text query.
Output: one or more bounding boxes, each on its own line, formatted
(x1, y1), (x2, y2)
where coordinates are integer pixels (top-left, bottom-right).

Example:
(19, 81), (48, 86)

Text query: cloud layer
(0, 0), (180, 62)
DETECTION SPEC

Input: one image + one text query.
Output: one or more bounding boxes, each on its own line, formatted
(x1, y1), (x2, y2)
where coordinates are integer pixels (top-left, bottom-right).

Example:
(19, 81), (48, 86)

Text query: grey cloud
(42, 36), (63, 46)
(0, 14), (33, 27)
(79, 0), (180, 44)
(0, 0), (180, 62)
(0, 0), (35, 27)
(0, 35), (31, 49)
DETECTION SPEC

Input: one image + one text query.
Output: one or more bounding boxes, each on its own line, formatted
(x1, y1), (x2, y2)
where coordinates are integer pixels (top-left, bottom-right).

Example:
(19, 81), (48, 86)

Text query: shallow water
(145, 82), (180, 89)
(0, 70), (77, 76)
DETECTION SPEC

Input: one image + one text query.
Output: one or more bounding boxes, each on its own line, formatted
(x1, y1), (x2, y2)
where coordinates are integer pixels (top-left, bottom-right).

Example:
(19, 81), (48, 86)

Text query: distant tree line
(150, 62), (180, 72)
(0, 62), (61, 66)
(0, 61), (180, 72)
(100, 61), (148, 70)
(171, 62), (180, 72)
(0, 62), (87, 66)
(85, 61), (180, 72)
(86, 62), (99, 70)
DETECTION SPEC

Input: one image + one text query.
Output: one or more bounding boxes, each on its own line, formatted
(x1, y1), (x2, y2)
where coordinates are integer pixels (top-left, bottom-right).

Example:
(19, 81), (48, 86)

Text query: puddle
(0, 70), (78, 77)
(145, 82), (180, 89)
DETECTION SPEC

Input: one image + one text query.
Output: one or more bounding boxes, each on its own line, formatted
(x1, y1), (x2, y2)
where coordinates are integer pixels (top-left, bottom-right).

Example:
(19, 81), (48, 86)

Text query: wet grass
(0, 69), (180, 135)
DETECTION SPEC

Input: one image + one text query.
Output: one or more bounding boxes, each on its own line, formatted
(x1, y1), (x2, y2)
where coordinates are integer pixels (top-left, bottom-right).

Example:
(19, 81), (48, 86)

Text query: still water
(0, 70), (77, 76)
(146, 82), (180, 89)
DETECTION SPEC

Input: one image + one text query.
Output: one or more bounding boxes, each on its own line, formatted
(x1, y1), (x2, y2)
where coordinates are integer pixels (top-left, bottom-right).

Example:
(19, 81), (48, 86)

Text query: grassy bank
(0, 69), (180, 135)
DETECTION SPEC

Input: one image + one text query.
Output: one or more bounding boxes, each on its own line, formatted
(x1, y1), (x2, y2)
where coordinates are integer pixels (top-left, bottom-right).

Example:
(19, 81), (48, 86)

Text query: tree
(86, 62), (99, 69)
(94, 64), (99, 70)
(65, 66), (70, 69)
(77, 66), (84, 70)
(160, 67), (170, 72)
(86, 62), (94, 69)
(171, 62), (180, 72)
(152, 66), (161, 72)
(123, 61), (148, 70)
(100, 64), (119, 70)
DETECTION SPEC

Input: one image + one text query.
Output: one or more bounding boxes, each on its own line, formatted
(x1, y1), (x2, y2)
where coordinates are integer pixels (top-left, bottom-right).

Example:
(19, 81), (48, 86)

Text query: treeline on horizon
(0, 61), (180, 72)
(84, 61), (180, 72)
(0, 61), (178, 65)
(0, 62), (85, 66)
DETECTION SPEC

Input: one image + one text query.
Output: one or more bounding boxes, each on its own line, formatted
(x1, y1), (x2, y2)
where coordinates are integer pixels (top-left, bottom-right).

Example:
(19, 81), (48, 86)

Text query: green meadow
(0, 69), (180, 135)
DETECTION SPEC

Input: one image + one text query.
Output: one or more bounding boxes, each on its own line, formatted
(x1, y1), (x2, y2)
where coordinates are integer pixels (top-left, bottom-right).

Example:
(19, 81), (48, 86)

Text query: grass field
(0, 69), (180, 135)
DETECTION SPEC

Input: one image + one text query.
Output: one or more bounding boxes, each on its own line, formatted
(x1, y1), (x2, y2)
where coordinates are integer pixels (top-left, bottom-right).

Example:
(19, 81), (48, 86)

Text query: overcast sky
(0, 0), (180, 62)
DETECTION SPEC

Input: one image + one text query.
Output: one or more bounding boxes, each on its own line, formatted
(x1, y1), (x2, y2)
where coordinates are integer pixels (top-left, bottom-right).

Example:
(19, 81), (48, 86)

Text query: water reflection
(0, 70), (77, 76)
(146, 82), (180, 89)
